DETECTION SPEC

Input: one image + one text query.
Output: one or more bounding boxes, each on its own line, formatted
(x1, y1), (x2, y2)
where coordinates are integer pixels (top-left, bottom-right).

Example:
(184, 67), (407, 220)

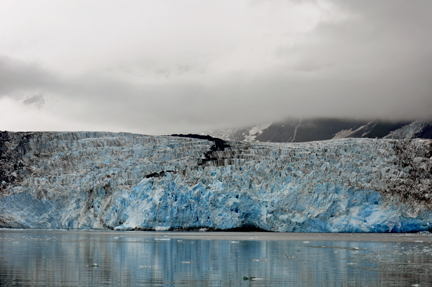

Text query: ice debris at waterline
(0, 131), (432, 232)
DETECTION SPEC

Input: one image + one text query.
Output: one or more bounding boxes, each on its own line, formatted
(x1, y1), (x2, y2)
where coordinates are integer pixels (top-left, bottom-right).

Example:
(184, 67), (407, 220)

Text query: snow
(332, 129), (354, 139)
(0, 131), (431, 232)
(385, 120), (432, 139)
(243, 122), (272, 142)
(332, 120), (376, 139)
(207, 122), (272, 142)
(290, 119), (301, 142)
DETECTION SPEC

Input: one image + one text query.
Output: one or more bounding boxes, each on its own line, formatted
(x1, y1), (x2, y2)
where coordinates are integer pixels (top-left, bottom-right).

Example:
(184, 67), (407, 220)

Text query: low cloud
(23, 93), (45, 109)
(0, 1), (431, 134)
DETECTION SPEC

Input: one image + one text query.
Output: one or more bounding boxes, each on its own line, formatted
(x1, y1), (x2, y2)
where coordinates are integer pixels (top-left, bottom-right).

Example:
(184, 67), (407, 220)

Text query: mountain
(208, 118), (432, 143)
(1, 131), (431, 232)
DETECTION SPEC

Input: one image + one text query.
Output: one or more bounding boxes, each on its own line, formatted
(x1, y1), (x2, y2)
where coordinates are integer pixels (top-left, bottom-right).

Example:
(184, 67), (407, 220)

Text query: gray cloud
(0, 1), (431, 134)
(23, 93), (45, 109)
(0, 56), (55, 94)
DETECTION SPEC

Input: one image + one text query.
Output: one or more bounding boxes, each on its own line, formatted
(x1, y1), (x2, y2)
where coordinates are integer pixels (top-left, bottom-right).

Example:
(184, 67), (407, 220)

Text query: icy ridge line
(0, 131), (431, 232)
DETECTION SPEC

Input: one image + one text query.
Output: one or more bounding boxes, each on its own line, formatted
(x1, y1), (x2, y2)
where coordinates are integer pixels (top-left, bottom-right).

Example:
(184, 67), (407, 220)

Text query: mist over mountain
(208, 118), (432, 143)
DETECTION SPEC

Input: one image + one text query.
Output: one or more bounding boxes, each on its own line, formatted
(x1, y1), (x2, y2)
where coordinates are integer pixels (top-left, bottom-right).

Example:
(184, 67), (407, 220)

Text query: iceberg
(0, 131), (431, 232)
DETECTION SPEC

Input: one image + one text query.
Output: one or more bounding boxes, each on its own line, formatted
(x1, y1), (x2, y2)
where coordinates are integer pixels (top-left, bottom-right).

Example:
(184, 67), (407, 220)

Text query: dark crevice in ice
(171, 134), (231, 167)
(145, 170), (175, 178)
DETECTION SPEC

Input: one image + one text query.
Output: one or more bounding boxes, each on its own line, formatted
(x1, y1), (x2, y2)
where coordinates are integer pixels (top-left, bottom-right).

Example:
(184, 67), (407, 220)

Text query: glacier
(0, 131), (431, 232)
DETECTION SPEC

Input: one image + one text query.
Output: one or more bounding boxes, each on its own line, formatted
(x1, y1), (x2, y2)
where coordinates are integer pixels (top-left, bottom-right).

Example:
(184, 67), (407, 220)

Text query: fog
(1, 1), (431, 134)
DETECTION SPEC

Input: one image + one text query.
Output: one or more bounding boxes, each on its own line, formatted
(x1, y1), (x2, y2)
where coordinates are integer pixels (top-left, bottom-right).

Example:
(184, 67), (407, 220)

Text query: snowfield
(1, 131), (431, 232)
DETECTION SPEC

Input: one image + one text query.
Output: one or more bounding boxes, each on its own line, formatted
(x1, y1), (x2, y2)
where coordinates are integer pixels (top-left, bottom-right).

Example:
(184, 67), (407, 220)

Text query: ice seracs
(0, 131), (431, 232)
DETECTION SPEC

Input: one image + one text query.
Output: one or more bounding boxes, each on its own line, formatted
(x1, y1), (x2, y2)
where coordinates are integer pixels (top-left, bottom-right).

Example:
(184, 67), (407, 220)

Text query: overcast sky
(1, 0), (431, 134)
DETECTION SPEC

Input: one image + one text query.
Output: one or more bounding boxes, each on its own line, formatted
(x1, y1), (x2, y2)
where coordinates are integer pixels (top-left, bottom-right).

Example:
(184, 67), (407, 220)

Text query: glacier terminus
(1, 131), (431, 233)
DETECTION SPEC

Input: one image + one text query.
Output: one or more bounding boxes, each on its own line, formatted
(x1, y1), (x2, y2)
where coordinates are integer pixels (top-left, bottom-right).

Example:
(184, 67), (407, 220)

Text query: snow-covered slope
(208, 118), (432, 143)
(1, 131), (432, 232)
(207, 122), (272, 143)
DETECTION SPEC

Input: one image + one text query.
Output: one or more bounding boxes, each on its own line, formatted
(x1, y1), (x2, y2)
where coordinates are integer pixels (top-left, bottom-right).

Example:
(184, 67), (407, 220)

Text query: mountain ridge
(207, 118), (432, 143)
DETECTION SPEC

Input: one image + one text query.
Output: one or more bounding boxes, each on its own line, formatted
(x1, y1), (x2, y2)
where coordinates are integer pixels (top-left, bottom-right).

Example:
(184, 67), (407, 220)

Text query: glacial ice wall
(1, 131), (431, 232)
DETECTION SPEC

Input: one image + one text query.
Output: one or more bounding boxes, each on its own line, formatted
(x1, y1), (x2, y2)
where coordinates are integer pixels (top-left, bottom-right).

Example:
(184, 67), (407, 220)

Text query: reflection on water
(1, 230), (432, 286)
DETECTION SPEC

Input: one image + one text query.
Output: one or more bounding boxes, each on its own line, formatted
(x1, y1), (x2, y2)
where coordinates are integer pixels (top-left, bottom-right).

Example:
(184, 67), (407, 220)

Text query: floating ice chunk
(155, 226), (170, 231)
(243, 277), (264, 281)
(253, 259), (267, 262)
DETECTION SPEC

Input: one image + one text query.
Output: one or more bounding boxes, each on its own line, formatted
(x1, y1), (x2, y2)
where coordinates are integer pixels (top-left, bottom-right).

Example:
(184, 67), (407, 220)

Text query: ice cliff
(1, 131), (432, 232)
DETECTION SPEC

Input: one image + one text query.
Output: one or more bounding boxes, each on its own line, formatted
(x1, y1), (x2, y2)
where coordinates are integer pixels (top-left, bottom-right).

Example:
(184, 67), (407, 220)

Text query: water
(1, 230), (432, 286)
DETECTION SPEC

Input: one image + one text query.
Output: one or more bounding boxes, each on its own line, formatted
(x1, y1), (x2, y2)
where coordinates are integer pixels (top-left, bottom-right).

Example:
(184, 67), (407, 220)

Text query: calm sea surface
(1, 230), (432, 286)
